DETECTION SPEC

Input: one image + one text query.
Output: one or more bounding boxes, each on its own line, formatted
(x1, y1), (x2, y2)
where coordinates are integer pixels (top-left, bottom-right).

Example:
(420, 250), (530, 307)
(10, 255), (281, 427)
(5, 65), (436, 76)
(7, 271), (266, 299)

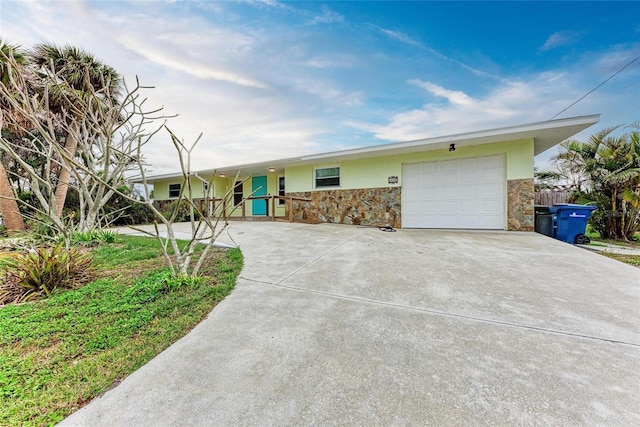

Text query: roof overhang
(137, 114), (599, 182)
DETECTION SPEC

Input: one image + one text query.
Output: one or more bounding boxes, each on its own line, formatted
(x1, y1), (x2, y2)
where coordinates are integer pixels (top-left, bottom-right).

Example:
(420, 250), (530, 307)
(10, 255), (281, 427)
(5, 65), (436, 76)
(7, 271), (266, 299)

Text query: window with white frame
(202, 181), (210, 196)
(278, 176), (285, 205)
(168, 183), (181, 198)
(315, 167), (340, 188)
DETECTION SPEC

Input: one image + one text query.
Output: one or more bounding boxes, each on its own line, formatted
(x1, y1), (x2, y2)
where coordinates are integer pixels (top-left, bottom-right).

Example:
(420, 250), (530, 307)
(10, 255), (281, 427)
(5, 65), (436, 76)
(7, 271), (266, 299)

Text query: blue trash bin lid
(549, 204), (597, 213)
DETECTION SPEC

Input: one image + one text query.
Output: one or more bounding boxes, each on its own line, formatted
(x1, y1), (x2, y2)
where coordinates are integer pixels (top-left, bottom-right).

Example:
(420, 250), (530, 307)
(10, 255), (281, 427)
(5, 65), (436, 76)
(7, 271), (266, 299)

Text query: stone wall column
(507, 178), (534, 231)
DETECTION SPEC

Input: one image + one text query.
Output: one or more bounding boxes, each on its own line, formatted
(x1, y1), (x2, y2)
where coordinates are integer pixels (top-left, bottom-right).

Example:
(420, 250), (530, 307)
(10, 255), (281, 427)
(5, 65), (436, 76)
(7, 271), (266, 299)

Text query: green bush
(161, 200), (200, 223)
(0, 245), (95, 305)
(128, 202), (156, 225)
(71, 230), (117, 246)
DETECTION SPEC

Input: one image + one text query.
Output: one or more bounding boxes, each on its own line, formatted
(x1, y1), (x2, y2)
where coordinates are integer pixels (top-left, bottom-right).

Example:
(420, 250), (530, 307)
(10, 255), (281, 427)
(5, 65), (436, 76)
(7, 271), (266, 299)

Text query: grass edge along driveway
(0, 235), (243, 426)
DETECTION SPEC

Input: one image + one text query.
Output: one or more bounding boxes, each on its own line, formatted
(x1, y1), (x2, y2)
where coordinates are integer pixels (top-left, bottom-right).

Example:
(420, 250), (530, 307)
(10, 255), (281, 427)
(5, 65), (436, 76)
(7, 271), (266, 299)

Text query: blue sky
(2, 1), (639, 174)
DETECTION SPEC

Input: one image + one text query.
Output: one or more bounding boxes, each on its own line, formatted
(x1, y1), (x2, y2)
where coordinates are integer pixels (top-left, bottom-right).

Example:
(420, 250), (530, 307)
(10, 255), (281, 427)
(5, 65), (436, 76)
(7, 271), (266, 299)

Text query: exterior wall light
(449, 143), (456, 152)
(219, 173), (226, 178)
(268, 167), (276, 172)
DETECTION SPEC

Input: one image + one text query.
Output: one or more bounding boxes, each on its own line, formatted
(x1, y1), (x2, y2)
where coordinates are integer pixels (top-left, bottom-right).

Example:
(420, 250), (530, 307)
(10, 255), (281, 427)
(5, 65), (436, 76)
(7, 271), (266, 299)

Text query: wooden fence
(534, 190), (571, 206)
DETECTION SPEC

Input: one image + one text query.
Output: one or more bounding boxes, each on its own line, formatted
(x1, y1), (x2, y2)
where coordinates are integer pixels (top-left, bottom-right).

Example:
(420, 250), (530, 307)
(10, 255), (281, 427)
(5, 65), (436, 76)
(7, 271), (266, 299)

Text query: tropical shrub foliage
(0, 245), (95, 304)
(553, 125), (640, 240)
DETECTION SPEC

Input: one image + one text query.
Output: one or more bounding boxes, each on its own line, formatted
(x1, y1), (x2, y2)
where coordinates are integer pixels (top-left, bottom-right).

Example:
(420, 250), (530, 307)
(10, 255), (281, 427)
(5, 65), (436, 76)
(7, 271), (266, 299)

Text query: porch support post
(271, 196), (276, 221)
(288, 197), (293, 222)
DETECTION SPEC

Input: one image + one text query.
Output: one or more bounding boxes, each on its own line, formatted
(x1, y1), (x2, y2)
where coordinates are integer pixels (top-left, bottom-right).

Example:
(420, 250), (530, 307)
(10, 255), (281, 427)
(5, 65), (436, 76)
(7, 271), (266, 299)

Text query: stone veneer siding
(288, 187), (401, 228)
(290, 181), (534, 231)
(507, 178), (534, 231)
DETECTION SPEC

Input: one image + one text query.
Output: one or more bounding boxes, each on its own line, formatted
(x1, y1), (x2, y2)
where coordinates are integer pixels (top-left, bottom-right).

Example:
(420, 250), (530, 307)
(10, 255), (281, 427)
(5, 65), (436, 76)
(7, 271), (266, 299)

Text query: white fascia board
(139, 115), (600, 181)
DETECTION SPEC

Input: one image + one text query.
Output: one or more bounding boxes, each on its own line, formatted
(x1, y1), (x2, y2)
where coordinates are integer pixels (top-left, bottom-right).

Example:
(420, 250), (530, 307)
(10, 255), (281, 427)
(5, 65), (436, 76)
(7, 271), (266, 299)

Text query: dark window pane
(169, 183), (181, 198)
(316, 176), (340, 187)
(315, 167), (340, 178)
(233, 181), (243, 206)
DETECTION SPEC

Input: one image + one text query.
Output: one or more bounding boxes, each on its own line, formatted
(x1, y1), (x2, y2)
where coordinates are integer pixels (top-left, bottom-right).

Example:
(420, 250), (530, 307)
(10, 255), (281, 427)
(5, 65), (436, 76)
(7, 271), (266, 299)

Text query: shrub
(0, 245), (95, 305)
(128, 202), (156, 225)
(161, 200), (200, 223)
(71, 230), (117, 246)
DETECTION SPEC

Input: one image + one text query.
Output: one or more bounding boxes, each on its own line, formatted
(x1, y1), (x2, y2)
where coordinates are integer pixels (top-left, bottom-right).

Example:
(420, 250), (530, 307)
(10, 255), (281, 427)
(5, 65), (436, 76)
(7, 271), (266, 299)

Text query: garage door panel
(404, 163), (421, 173)
(403, 188), (421, 199)
(460, 199), (477, 213)
(478, 199), (503, 213)
(437, 216), (458, 228)
(479, 169), (503, 183)
(420, 175), (439, 188)
(439, 200), (459, 213)
(479, 214), (504, 229)
(439, 187), (460, 200)
(479, 183), (502, 197)
(420, 200), (439, 211)
(420, 162), (439, 174)
(421, 187), (440, 199)
(459, 170), (479, 184)
(440, 171), (459, 183)
(403, 200), (424, 211)
(403, 214), (421, 228)
(402, 155), (505, 230)
(440, 159), (459, 172)
(460, 185), (480, 198)
(459, 157), (480, 170)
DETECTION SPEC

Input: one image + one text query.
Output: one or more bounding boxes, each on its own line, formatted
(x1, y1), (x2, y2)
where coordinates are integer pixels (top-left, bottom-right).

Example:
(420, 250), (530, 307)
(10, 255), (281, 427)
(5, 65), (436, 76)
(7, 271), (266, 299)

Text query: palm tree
(30, 43), (122, 217)
(554, 126), (640, 240)
(0, 39), (27, 232)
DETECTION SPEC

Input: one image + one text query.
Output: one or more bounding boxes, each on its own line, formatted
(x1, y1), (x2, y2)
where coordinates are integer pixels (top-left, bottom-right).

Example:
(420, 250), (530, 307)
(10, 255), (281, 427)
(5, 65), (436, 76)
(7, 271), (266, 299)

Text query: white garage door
(402, 155), (505, 229)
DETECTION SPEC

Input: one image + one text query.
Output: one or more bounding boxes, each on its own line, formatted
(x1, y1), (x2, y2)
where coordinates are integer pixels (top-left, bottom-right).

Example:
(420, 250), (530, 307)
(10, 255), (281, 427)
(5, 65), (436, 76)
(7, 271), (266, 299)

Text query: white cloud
(594, 46), (640, 73)
(303, 54), (357, 69)
(423, 46), (504, 81)
(346, 45), (638, 159)
(369, 23), (502, 81)
(408, 80), (474, 106)
(347, 73), (590, 142)
(240, 0), (289, 10)
(309, 6), (344, 25)
(370, 24), (421, 47)
(540, 31), (585, 52)
(116, 36), (270, 89)
(291, 77), (364, 107)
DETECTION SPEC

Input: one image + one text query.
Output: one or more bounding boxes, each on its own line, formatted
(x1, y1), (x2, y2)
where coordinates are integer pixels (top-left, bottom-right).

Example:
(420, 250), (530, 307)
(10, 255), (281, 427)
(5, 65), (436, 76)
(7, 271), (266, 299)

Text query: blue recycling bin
(549, 204), (597, 244)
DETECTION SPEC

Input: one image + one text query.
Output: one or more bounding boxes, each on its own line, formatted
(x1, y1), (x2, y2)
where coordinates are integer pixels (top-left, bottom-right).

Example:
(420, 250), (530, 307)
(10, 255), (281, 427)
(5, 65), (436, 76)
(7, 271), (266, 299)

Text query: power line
(549, 54), (640, 120)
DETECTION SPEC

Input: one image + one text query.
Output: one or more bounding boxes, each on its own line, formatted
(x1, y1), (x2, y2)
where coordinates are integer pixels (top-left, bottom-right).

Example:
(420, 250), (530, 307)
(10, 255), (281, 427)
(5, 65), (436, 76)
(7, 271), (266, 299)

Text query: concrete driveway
(61, 222), (640, 426)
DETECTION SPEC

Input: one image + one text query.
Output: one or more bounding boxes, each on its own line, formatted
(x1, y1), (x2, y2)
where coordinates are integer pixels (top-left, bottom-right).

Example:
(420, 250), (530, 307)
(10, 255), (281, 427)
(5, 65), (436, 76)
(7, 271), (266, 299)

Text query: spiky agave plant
(0, 245), (95, 304)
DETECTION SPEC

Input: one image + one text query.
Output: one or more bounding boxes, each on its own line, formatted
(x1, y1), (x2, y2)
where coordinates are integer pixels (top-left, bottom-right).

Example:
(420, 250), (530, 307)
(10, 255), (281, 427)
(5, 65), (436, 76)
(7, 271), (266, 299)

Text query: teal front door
(252, 176), (268, 215)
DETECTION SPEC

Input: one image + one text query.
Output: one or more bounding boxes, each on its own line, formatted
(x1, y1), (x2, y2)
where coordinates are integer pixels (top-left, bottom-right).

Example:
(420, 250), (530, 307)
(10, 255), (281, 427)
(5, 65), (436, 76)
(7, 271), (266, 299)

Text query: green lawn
(0, 235), (243, 426)
(600, 252), (640, 267)
(586, 225), (640, 268)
